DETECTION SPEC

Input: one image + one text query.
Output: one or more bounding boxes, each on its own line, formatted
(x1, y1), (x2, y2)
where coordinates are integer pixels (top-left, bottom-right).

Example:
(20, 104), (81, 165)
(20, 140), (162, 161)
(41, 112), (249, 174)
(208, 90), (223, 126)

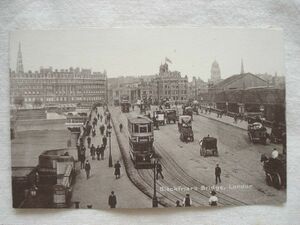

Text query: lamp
(151, 157), (158, 207)
(107, 123), (113, 167)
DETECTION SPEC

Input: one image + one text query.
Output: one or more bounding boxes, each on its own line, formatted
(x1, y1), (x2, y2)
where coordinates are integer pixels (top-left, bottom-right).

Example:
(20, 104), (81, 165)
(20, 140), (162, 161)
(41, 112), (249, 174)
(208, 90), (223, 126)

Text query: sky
(9, 28), (285, 81)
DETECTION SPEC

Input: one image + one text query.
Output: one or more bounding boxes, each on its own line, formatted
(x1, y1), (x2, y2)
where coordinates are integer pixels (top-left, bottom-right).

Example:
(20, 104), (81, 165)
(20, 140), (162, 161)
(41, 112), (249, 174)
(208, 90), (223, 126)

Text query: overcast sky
(10, 28), (284, 81)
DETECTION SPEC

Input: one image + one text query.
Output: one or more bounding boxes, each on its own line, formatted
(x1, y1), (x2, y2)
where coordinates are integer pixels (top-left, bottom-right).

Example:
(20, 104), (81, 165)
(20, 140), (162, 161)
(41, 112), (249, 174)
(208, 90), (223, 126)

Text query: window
(134, 124), (139, 133)
(140, 125), (147, 133)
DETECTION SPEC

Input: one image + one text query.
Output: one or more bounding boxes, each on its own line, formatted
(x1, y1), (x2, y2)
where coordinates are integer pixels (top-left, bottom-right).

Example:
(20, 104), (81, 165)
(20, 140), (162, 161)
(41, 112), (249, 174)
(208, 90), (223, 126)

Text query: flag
(165, 57), (172, 64)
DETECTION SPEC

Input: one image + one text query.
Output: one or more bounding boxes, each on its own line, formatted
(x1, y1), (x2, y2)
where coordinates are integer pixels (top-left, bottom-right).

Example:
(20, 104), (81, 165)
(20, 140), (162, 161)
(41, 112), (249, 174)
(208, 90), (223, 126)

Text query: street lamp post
(107, 123), (113, 167)
(151, 157), (158, 207)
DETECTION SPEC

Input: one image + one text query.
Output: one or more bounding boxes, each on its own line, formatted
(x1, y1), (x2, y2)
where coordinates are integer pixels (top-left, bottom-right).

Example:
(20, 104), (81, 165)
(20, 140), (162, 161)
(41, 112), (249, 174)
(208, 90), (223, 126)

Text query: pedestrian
(176, 200), (182, 207)
(156, 161), (164, 179)
(92, 128), (96, 137)
(102, 135), (107, 148)
(182, 194), (192, 207)
(97, 113), (100, 120)
(96, 145), (101, 160)
(108, 191), (117, 208)
(100, 144), (105, 160)
(90, 144), (96, 160)
(234, 114), (238, 123)
(100, 124), (105, 135)
(80, 150), (86, 169)
(84, 160), (91, 179)
(215, 164), (221, 184)
(155, 116), (159, 130)
(209, 190), (218, 206)
(114, 160), (121, 179)
(100, 114), (103, 122)
(87, 136), (91, 148)
(119, 123), (123, 132)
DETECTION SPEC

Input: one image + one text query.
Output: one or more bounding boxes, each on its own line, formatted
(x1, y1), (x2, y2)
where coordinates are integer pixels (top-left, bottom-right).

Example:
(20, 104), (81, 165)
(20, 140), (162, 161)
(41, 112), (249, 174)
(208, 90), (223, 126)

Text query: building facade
(10, 44), (107, 108)
(154, 63), (188, 103)
(10, 67), (107, 108)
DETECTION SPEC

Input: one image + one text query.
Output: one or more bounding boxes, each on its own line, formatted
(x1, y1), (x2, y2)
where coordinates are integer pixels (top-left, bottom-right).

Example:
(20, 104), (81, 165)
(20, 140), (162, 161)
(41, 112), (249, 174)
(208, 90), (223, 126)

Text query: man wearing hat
(209, 190), (218, 206)
(108, 191), (117, 208)
(182, 194), (192, 207)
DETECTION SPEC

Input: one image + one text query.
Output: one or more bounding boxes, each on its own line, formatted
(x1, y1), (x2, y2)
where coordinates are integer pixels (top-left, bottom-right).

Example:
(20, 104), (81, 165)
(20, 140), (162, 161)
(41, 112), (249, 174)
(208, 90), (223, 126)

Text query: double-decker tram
(128, 116), (154, 168)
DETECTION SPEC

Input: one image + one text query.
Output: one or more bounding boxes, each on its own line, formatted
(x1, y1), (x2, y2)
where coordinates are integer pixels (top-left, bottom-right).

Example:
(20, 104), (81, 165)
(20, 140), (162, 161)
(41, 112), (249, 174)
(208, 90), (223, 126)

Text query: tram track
(111, 107), (249, 207)
(154, 141), (248, 206)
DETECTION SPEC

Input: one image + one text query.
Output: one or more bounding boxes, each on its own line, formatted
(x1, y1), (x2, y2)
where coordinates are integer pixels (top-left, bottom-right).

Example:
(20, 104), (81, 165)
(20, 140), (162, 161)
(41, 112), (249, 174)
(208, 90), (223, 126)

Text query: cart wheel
(273, 173), (282, 189)
(266, 173), (273, 186)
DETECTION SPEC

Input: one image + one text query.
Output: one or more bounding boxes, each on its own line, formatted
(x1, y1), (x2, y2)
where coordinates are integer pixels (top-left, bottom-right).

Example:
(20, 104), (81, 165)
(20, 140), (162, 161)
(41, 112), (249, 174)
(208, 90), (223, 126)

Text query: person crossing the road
(108, 191), (117, 208)
(183, 194), (192, 207)
(175, 200), (182, 207)
(119, 123), (123, 132)
(156, 161), (164, 179)
(215, 164), (221, 184)
(209, 190), (218, 206)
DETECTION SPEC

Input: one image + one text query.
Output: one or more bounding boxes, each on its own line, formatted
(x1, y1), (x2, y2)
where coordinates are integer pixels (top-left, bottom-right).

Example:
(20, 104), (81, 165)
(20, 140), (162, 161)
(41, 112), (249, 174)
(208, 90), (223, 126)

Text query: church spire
(241, 58), (244, 74)
(16, 42), (24, 74)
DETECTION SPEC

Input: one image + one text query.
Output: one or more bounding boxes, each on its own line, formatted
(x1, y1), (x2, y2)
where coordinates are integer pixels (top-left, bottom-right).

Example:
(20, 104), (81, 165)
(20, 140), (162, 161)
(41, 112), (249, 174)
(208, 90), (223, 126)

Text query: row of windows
(22, 96), (104, 103)
(164, 90), (187, 95)
(12, 79), (105, 85)
(12, 73), (105, 79)
(160, 96), (186, 100)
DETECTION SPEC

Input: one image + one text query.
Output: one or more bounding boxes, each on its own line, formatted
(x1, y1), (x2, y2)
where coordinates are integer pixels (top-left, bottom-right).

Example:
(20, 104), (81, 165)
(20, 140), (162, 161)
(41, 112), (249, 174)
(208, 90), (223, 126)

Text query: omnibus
(128, 116), (154, 168)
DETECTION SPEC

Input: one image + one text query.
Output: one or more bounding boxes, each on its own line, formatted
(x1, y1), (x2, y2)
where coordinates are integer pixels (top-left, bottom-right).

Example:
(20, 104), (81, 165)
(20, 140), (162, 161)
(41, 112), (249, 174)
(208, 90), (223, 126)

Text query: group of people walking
(175, 190), (219, 207)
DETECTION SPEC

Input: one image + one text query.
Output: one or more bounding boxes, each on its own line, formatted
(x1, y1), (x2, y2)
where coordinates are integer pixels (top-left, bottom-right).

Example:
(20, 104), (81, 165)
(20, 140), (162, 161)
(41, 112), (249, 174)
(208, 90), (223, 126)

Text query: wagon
(199, 136), (218, 157)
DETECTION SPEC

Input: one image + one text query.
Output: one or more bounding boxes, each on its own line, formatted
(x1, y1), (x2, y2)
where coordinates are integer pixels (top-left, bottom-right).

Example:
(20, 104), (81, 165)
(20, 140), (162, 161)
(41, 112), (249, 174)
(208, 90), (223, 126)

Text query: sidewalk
(197, 110), (272, 133)
(71, 108), (151, 209)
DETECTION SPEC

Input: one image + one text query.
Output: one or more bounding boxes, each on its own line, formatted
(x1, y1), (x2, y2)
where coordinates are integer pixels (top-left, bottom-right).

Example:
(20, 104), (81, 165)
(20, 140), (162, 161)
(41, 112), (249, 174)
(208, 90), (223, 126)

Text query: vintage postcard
(10, 28), (286, 209)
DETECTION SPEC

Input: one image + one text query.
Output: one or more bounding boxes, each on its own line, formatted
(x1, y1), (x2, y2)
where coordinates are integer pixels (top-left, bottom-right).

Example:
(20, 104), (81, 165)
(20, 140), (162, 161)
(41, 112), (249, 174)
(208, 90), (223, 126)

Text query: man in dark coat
(90, 144), (96, 160)
(102, 135), (107, 148)
(84, 160), (91, 179)
(156, 161), (164, 179)
(96, 145), (101, 160)
(100, 124), (105, 135)
(108, 191), (117, 208)
(100, 144), (105, 160)
(79, 149), (86, 169)
(183, 194), (192, 207)
(114, 161), (121, 179)
(87, 136), (91, 148)
(215, 164), (221, 184)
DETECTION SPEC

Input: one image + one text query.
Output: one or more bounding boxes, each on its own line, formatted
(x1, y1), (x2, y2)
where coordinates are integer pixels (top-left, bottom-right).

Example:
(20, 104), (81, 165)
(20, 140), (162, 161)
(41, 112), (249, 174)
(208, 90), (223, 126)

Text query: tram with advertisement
(128, 116), (154, 168)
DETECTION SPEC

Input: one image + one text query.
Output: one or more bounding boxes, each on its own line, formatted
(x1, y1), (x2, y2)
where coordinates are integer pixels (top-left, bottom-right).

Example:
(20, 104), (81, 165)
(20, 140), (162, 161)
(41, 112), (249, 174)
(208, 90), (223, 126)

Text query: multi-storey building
(154, 63), (188, 103)
(10, 43), (106, 108)
(10, 67), (107, 108)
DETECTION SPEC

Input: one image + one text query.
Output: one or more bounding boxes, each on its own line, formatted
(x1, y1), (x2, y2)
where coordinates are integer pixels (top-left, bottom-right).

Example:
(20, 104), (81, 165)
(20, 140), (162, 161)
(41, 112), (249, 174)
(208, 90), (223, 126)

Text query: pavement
(195, 109), (272, 133)
(71, 107), (151, 209)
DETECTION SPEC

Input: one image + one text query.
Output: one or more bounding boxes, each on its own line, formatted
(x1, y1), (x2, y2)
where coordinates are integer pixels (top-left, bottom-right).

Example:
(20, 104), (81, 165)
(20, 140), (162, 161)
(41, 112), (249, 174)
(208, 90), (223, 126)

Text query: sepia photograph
(10, 28), (286, 209)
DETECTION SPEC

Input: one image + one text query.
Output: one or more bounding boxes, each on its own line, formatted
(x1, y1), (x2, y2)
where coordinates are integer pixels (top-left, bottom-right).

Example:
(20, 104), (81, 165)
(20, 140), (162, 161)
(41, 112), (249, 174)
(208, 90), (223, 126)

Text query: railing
(199, 105), (277, 128)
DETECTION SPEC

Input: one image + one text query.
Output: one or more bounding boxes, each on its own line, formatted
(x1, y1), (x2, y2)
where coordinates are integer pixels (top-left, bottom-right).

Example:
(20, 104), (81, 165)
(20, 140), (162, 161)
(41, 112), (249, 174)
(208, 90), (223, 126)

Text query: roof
(212, 73), (267, 90)
(128, 116), (152, 124)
